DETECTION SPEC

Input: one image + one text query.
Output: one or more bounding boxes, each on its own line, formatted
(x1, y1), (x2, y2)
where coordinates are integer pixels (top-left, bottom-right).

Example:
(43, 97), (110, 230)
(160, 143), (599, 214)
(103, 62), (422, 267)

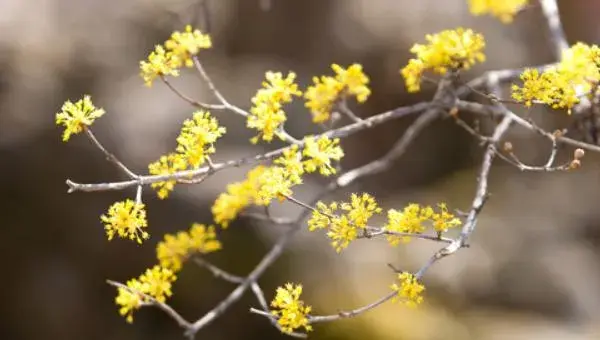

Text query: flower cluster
(512, 43), (600, 113)
(176, 111), (226, 168)
(140, 25), (212, 86)
(385, 203), (461, 246)
(55, 95), (105, 141)
(304, 63), (371, 123)
(308, 193), (382, 252)
(401, 28), (486, 92)
(467, 0), (528, 23)
(270, 283), (312, 334)
(101, 199), (149, 243)
(212, 166), (267, 228)
(391, 272), (425, 308)
(156, 223), (222, 272)
(148, 110), (225, 198)
(212, 136), (344, 226)
(115, 265), (176, 323)
(248, 71), (302, 143)
(302, 136), (345, 176)
(147, 153), (187, 199)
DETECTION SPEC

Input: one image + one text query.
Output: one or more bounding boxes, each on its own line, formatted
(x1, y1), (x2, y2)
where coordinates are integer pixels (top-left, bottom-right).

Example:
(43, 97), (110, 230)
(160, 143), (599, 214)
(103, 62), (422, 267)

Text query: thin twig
(193, 257), (244, 284)
(538, 0), (569, 59)
(106, 280), (192, 329)
(84, 127), (138, 179)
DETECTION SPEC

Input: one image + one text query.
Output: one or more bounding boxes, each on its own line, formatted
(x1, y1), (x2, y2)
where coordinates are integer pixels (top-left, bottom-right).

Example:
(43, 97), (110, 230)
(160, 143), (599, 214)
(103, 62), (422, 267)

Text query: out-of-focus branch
(538, 0), (569, 59)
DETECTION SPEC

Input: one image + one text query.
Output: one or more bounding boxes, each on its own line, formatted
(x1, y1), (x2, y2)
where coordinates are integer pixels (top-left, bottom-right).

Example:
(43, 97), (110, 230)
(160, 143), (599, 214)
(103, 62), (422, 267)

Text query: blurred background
(2, 0), (600, 339)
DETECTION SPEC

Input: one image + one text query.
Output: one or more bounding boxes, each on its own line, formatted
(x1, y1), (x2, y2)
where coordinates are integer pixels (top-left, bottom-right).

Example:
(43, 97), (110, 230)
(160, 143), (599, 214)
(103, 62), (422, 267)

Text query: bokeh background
(2, 0), (600, 339)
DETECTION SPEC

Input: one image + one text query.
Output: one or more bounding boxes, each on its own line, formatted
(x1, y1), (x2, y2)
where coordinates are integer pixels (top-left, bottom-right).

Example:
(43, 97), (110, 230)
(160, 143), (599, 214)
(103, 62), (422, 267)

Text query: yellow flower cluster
(212, 136), (343, 226)
(467, 0), (528, 23)
(156, 223), (222, 272)
(176, 111), (226, 168)
(385, 203), (461, 246)
(512, 43), (600, 114)
(248, 71), (302, 143)
(115, 265), (176, 323)
(308, 193), (382, 252)
(391, 272), (425, 308)
(271, 283), (312, 334)
(401, 28), (486, 92)
(147, 153), (187, 199)
(101, 199), (149, 243)
(55, 95), (105, 141)
(148, 110), (225, 199)
(302, 136), (345, 176)
(140, 25), (212, 86)
(212, 166), (267, 228)
(304, 63), (371, 123)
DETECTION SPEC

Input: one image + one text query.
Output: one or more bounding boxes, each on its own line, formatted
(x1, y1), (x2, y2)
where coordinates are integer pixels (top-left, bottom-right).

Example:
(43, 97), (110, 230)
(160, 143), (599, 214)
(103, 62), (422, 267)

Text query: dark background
(2, 0), (600, 339)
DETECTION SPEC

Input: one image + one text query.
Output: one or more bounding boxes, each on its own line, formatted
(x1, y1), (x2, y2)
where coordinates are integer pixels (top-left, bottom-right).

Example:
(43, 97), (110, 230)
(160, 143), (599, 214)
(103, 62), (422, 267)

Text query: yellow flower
(55, 95), (105, 141)
(512, 43), (600, 114)
(304, 75), (343, 123)
(308, 194), (380, 252)
(400, 28), (486, 92)
(431, 203), (462, 233)
(114, 265), (177, 323)
(302, 136), (344, 176)
(211, 166), (267, 228)
(304, 63), (370, 123)
(164, 25), (212, 68)
(176, 110), (226, 168)
(148, 153), (187, 199)
(273, 145), (304, 185)
(307, 201), (338, 231)
(391, 272), (425, 307)
(326, 215), (357, 252)
(332, 63), (371, 102)
(468, 0), (528, 23)
(340, 193), (382, 228)
(115, 278), (145, 323)
(138, 265), (176, 303)
(188, 223), (222, 253)
(248, 71), (302, 143)
(156, 223), (222, 272)
(139, 45), (180, 87)
(101, 199), (149, 244)
(384, 204), (433, 246)
(271, 283), (312, 334)
(255, 166), (296, 205)
(156, 231), (192, 272)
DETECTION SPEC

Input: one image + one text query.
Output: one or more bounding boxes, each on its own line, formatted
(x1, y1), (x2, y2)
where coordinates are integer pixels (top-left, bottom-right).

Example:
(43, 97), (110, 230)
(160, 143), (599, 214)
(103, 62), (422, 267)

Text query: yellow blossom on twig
(176, 110), (226, 168)
(148, 153), (187, 199)
(248, 71), (302, 143)
(304, 63), (370, 123)
(401, 28), (486, 92)
(468, 0), (529, 23)
(271, 283), (312, 334)
(101, 199), (149, 244)
(302, 136), (344, 176)
(156, 224), (222, 272)
(391, 272), (425, 307)
(55, 95), (105, 141)
(114, 265), (177, 323)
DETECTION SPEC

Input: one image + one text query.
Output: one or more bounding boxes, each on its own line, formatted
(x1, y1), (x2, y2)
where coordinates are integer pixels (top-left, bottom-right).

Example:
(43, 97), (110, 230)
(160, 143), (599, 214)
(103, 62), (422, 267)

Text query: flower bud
(574, 148), (585, 160)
